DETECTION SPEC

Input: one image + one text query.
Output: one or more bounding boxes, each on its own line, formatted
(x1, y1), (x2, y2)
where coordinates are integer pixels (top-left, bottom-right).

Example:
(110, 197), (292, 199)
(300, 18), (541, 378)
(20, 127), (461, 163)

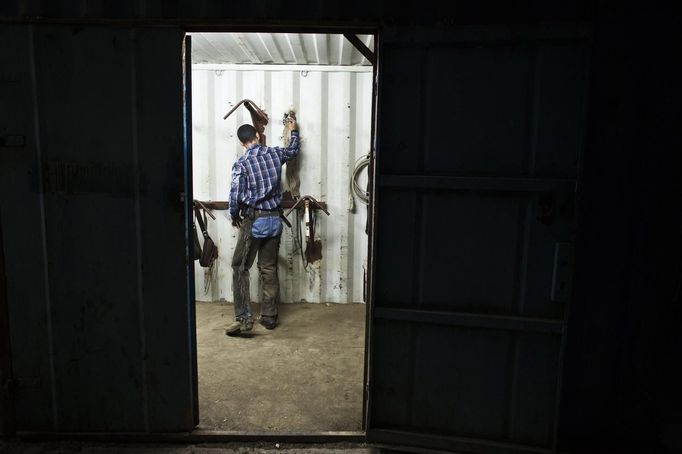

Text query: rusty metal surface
(193, 198), (327, 212)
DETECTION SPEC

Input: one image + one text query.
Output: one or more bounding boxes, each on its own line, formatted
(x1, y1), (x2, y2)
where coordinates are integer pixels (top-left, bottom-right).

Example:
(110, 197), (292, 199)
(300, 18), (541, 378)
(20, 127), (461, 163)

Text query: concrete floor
(0, 441), (378, 453)
(195, 302), (366, 432)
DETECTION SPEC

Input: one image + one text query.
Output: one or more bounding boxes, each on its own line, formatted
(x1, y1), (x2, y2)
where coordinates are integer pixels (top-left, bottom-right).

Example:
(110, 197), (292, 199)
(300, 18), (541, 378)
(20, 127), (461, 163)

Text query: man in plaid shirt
(225, 120), (299, 336)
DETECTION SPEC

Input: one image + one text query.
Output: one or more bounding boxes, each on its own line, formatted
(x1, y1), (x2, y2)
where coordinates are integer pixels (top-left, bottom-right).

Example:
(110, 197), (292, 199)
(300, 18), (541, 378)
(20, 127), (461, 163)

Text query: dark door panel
(368, 24), (589, 453)
(0, 25), (196, 432)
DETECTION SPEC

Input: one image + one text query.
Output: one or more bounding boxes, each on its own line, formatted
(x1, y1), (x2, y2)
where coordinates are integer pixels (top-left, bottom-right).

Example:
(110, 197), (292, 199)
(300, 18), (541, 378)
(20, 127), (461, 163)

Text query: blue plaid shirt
(229, 131), (300, 219)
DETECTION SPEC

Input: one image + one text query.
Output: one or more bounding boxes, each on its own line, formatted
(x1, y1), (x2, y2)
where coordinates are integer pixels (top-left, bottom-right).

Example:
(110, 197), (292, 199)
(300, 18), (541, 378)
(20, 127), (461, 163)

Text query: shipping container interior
(188, 32), (374, 432)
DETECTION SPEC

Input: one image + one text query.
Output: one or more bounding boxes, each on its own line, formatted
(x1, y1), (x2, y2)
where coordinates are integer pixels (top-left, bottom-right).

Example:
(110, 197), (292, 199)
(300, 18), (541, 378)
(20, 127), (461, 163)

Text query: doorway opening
(187, 31), (376, 433)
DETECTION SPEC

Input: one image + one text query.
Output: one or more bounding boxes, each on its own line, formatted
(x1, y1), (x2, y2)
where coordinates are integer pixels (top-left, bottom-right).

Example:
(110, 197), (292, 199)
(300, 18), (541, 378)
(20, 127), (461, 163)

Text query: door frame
(182, 33), (200, 429)
(182, 24), (381, 439)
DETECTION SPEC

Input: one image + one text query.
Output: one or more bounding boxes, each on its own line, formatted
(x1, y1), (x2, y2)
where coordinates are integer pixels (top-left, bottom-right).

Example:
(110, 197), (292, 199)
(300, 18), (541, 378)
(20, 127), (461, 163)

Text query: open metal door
(0, 24), (198, 432)
(367, 25), (590, 453)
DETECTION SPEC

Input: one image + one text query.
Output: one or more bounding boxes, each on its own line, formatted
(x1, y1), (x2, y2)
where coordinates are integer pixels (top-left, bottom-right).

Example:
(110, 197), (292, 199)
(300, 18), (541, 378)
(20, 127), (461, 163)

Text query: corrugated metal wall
(0, 24), (195, 432)
(191, 65), (372, 304)
(191, 32), (374, 66)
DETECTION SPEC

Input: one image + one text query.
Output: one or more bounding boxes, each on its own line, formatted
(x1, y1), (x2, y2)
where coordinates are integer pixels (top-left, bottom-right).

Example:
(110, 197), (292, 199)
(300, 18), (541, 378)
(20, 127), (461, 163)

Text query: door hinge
(551, 242), (573, 303)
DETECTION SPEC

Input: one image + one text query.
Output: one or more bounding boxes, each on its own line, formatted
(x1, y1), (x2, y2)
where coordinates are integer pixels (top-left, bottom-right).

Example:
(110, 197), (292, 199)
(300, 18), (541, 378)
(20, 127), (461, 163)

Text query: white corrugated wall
(192, 66), (372, 304)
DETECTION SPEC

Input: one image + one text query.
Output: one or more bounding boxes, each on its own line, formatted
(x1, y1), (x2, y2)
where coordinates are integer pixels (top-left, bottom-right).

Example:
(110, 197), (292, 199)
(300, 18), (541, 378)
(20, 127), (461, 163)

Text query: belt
(253, 208), (281, 217)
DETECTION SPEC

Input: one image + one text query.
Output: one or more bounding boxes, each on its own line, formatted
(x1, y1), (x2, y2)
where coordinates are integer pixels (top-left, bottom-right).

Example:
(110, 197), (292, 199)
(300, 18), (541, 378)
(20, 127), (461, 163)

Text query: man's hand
(231, 217), (242, 228)
(287, 119), (298, 131)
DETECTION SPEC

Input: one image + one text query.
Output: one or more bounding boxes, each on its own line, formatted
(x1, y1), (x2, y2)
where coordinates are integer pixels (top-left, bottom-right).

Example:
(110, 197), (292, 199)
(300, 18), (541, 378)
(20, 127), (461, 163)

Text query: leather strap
(194, 206), (209, 238)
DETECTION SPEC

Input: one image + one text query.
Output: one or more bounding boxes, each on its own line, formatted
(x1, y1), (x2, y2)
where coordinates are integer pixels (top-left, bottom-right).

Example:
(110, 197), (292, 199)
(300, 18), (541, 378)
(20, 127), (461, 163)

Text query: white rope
(349, 154), (370, 211)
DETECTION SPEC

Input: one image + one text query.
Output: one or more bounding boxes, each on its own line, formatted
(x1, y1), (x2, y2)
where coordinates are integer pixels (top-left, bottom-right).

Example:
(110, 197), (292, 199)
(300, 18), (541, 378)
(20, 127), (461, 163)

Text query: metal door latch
(0, 134), (26, 148)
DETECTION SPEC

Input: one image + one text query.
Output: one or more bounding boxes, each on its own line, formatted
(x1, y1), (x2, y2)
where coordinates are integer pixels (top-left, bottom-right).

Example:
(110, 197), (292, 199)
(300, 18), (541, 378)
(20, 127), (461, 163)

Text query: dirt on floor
(195, 302), (367, 432)
(0, 440), (379, 453)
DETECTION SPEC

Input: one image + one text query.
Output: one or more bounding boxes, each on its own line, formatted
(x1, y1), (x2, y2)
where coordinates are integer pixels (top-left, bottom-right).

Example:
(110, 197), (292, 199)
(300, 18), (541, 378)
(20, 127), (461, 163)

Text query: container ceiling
(189, 32), (374, 66)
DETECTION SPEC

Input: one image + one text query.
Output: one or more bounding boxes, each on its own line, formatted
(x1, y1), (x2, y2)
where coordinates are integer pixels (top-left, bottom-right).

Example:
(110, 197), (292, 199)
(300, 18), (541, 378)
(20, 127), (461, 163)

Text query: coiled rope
(349, 154), (370, 211)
